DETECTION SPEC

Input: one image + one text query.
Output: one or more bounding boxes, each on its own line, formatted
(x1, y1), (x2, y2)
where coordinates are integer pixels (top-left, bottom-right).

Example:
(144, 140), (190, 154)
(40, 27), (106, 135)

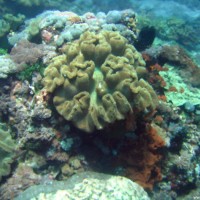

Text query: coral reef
(8, 9), (138, 47)
(117, 124), (165, 190)
(43, 31), (158, 132)
(158, 45), (200, 87)
(0, 55), (17, 78)
(0, 19), (10, 38)
(0, 163), (42, 200)
(18, 126), (55, 150)
(0, 4), (199, 200)
(3, 13), (25, 32)
(142, 44), (200, 106)
(13, 0), (43, 7)
(0, 78), (53, 145)
(0, 40), (56, 79)
(138, 15), (200, 50)
(10, 40), (45, 67)
(15, 171), (150, 200)
(159, 64), (200, 106)
(155, 123), (200, 197)
(0, 123), (16, 181)
(0, 13), (25, 49)
(148, 97), (200, 198)
(10, 40), (57, 68)
(60, 156), (85, 179)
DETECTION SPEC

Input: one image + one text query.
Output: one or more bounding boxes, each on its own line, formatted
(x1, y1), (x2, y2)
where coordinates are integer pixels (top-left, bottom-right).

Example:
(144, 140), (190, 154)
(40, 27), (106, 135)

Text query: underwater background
(0, 0), (200, 199)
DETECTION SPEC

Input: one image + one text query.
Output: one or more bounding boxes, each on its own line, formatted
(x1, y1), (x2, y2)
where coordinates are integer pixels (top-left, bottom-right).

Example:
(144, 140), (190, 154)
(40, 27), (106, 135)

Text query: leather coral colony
(43, 31), (158, 133)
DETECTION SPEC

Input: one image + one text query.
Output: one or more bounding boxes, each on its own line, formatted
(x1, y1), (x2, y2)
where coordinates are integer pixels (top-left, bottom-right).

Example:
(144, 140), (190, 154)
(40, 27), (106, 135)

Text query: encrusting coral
(43, 31), (158, 132)
(117, 123), (165, 190)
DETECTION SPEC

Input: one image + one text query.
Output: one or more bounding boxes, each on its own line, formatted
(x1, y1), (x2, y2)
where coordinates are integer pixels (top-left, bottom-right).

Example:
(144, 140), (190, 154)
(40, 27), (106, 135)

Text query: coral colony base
(0, 5), (200, 200)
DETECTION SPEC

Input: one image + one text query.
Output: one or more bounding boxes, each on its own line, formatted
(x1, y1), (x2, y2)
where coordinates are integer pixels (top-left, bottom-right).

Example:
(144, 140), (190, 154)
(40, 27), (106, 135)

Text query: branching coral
(43, 31), (158, 132)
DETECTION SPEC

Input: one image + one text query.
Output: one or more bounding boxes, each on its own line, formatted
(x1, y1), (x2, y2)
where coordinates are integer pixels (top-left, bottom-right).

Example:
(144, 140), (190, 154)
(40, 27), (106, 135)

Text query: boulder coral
(15, 172), (150, 200)
(43, 31), (158, 132)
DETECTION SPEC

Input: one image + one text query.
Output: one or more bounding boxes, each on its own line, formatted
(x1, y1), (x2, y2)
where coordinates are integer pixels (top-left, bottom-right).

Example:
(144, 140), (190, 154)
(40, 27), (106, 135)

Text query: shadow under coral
(77, 115), (165, 191)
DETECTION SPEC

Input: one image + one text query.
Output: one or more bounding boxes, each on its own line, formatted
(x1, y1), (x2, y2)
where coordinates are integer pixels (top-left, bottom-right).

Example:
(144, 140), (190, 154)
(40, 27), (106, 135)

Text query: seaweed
(16, 62), (46, 82)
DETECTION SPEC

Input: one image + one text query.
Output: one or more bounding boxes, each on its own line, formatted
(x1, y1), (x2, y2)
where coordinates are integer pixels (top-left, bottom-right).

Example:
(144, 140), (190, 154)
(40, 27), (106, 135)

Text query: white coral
(0, 55), (17, 78)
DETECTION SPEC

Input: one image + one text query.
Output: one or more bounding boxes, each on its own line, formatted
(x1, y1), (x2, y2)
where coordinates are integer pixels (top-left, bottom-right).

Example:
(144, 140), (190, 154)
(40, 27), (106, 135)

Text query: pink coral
(41, 30), (53, 43)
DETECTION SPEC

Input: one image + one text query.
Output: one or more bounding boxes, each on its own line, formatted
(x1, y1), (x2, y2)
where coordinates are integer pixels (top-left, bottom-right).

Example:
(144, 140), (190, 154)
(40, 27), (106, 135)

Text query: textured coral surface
(15, 172), (150, 200)
(0, 123), (16, 181)
(43, 31), (158, 132)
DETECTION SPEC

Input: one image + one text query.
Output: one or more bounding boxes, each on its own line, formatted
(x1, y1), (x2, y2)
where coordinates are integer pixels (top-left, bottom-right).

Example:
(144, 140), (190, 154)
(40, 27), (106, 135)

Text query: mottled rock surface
(15, 171), (150, 200)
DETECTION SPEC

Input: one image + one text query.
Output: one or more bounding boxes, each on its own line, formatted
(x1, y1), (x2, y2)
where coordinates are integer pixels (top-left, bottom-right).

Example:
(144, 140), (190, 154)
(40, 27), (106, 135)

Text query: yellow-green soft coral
(43, 31), (158, 132)
(0, 123), (16, 181)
